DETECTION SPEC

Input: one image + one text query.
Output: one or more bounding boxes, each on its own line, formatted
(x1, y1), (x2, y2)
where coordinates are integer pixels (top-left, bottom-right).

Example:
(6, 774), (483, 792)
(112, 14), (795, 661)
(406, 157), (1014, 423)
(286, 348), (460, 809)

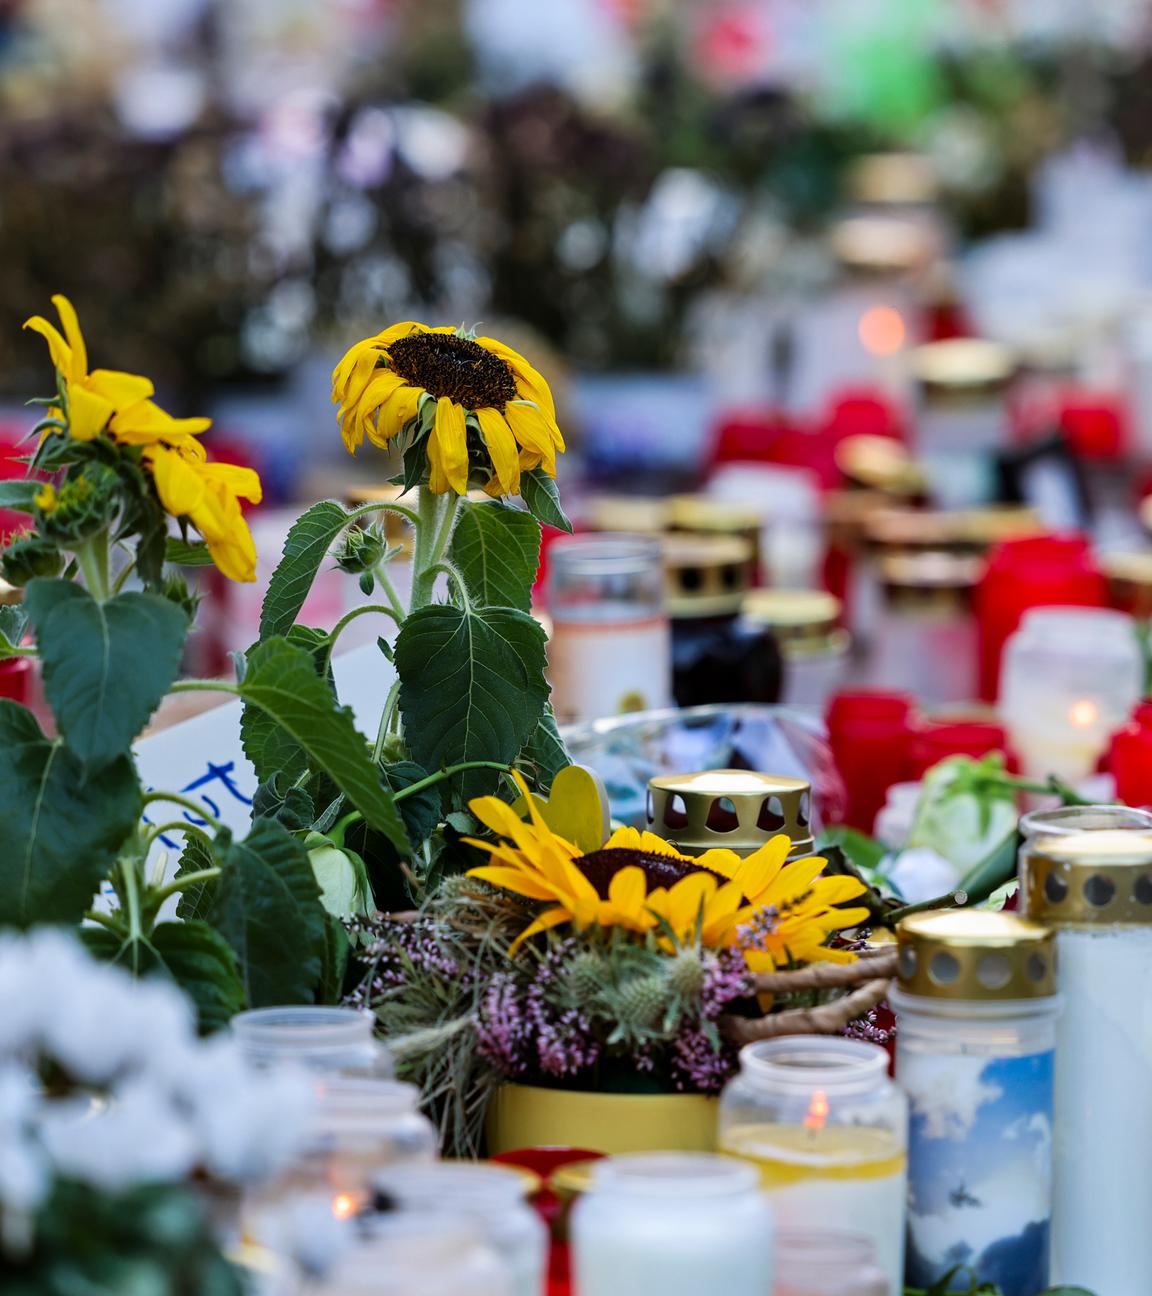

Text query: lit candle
(719, 1038), (907, 1296)
(1020, 827), (1152, 1295)
(1000, 607), (1143, 783)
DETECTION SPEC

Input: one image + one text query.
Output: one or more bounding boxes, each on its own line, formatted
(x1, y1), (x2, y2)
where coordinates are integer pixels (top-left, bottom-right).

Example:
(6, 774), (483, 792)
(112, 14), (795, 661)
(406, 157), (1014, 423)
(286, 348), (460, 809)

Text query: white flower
(886, 846), (964, 905)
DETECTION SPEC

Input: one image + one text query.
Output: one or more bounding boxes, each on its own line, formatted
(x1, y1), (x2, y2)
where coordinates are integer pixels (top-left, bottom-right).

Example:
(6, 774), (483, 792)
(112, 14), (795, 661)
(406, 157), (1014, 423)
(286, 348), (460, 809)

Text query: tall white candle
(1020, 829), (1152, 1294)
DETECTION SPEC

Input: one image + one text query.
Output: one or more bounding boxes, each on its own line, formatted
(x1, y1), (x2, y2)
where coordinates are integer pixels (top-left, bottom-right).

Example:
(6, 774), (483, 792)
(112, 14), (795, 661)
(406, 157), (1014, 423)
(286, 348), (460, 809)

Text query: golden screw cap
(896, 910), (1056, 1001)
(646, 769), (814, 860)
(1021, 830), (1152, 926)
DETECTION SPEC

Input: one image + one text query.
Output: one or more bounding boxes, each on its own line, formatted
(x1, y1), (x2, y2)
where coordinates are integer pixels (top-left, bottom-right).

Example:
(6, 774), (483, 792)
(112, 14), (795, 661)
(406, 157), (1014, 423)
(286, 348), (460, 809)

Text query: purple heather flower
(736, 906), (782, 953)
(701, 948), (754, 1020)
(669, 1025), (738, 1094)
(475, 974), (529, 1076)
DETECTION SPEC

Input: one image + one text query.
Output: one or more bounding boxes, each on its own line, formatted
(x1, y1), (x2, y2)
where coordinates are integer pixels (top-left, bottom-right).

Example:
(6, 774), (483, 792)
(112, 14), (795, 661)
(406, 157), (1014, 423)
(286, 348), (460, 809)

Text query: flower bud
(0, 532), (63, 586)
(36, 465), (120, 544)
(305, 831), (373, 920)
(333, 523), (386, 575)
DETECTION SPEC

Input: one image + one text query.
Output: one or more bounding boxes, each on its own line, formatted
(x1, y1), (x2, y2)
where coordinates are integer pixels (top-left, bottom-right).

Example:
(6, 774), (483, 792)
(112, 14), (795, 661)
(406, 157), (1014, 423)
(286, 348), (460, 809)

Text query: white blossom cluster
(0, 928), (314, 1220)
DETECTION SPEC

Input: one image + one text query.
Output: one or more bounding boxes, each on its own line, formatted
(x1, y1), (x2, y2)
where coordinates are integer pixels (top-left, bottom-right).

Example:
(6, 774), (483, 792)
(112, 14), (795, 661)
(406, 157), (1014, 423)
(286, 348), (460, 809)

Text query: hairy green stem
(74, 530), (110, 601)
(372, 562), (407, 621)
(325, 602), (403, 670)
(885, 888), (970, 925)
(150, 867), (222, 907)
(83, 909), (125, 934)
(373, 678), (402, 763)
(393, 760), (514, 802)
(142, 789), (225, 832)
(410, 490), (461, 610)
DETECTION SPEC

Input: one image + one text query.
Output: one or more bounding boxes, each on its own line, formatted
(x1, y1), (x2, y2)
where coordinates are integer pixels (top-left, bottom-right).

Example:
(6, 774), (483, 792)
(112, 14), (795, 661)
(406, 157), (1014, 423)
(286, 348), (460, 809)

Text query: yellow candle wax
(722, 1123), (906, 1186)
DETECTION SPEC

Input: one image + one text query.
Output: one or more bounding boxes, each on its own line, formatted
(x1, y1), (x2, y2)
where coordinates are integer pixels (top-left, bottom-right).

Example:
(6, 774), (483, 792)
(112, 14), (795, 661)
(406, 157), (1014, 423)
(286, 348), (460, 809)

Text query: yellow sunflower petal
(23, 316), (74, 378)
(658, 872), (720, 937)
(465, 865), (562, 902)
(607, 866), (647, 919)
(197, 462), (263, 505)
(810, 876), (869, 905)
(504, 402), (558, 474)
(145, 445), (206, 516)
(475, 336), (558, 424)
(428, 397), (470, 495)
(509, 907), (573, 955)
(205, 521), (257, 584)
(86, 369), (156, 411)
(692, 847), (745, 879)
(367, 383), (422, 450)
(757, 855), (829, 909)
(474, 407), (520, 496)
(51, 295), (88, 378)
(67, 382), (117, 442)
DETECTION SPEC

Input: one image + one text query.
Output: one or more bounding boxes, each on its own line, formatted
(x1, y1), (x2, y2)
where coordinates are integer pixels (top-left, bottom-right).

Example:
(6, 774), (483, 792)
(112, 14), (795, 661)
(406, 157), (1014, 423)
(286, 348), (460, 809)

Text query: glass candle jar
(373, 1163), (548, 1296)
(890, 911), (1059, 1296)
(231, 1007), (392, 1078)
(719, 1037), (907, 1296)
(1000, 606), (1144, 782)
(774, 1231), (888, 1296)
(319, 1213), (512, 1296)
(1020, 829), (1152, 1295)
(546, 535), (670, 724)
(871, 552), (980, 705)
(571, 1153), (773, 1296)
(741, 590), (851, 712)
(663, 534), (780, 708)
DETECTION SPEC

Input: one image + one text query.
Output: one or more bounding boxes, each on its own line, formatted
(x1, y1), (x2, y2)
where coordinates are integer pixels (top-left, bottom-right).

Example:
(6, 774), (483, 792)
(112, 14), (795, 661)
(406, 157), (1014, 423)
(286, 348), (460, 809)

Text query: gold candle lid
(847, 152), (939, 206)
(896, 910), (1055, 1000)
(913, 338), (1015, 403)
(864, 507), (971, 554)
(1103, 550), (1152, 590)
(662, 535), (753, 618)
(829, 214), (935, 275)
(957, 506), (1043, 549)
(585, 495), (669, 534)
(835, 436), (925, 497)
(667, 495), (762, 537)
(1022, 830), (1152, 926)
(879, 552), (980, 612)
(647, 769), (814, 860)
(741, 589), (846, 656)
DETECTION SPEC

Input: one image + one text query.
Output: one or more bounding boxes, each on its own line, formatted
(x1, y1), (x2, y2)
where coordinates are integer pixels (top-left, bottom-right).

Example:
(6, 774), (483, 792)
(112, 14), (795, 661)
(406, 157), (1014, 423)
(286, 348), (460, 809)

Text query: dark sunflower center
(576, 848), (709, 901)
(389, 333), (518, 411)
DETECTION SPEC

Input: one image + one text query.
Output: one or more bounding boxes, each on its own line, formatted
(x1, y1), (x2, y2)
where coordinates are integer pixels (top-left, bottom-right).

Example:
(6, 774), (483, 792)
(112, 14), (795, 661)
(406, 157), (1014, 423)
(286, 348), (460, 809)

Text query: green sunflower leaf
(0, 604), (29, 652)
(165, 538), (215, 566)
(519, 468), (572, 533)
(173, 830), (219, 921)
(449, 500), (541, 613)
(517, 704), (571, 793)
(83, 919), (245, 1033)
(259, 500), (351, 640)
(237, 637), (410, 854)
(24, 579), (188, 770)
(209, 817), (327, 1007)
(0, 702), (141, 927)
(0, 480), (41, 513)
(395, 604), (550, 802)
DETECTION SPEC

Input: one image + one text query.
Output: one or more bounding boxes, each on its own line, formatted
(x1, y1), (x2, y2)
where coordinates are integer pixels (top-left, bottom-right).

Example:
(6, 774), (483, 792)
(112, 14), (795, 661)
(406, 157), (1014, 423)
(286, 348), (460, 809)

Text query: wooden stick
(749, 947), (898, 994)
(721, 977), (893, 1044)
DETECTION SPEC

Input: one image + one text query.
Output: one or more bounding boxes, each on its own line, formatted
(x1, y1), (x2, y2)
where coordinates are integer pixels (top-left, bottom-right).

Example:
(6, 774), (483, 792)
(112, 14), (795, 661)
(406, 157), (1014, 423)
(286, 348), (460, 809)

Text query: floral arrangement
(350, 770), (873, 1154)
(0, 301), (571, 1027)
(0, 928), (312, 1293)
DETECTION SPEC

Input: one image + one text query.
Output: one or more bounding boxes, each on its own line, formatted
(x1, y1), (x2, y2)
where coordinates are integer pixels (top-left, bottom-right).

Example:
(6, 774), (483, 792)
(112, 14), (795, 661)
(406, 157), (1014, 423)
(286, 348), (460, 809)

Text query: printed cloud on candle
(905, 1052), (1054, 1296)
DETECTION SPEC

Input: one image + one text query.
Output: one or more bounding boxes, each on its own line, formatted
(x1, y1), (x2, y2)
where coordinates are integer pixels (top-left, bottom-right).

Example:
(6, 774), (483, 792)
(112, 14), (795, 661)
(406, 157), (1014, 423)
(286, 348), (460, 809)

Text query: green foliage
(2, 1178), (244, 1296)
(334, 521), (387, 575)
(517, 705), (571, 792)
(395, 604), (550, 802)
(448, 501), (541, 612)
(0, 479), (42, 513)
(519, 467), (572, 533)
(173, 833), (217, 922)
(0, 604), (29, 652)
(258, 499), (352, 639)
(1, 532), (64, 586)
(0, 702), (140, 927)
(209, 818), (328, 1007)
(82, 920), (245, 1035)
(164, 537), (215, 566)
(25, 579), (188, 770)
(238, 637), (409, 853)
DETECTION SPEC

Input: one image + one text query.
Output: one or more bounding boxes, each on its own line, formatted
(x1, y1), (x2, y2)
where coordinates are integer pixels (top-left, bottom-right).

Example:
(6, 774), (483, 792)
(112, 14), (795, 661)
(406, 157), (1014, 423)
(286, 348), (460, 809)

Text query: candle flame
(804, 1088), (830, 1133)
(332, 1193), (358, 1220)
(858, 306), (906, 357)
(1068, 699), (1099, 730)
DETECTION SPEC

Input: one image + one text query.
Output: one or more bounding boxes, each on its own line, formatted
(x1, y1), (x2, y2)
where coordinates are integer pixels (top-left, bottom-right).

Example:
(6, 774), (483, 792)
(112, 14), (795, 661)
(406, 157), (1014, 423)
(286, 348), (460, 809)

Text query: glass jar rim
(374, 1162), (529, 1207)
(232, 1006), (375, 1052)
(590, 1152), (759, 1198)
(548, 533), (663, 577)
(738, 1036), (889, 1093)
(1019, 804), (1152, 838)
(315, 1078), (422, 1129)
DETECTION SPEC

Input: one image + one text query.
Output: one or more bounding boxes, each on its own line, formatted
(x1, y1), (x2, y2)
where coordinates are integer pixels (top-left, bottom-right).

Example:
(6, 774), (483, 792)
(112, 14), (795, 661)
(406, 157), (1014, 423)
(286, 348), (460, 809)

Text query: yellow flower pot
(486, 1082), (717, 1156)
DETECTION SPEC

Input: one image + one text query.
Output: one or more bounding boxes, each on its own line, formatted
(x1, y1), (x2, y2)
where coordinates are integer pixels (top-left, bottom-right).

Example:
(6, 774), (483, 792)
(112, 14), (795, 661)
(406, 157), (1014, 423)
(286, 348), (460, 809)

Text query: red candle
(1110, 703), (1152, 809)
(910, 717), (1011, 776)
(825, 690), (915, 832)
(975, 535), (1106, 702)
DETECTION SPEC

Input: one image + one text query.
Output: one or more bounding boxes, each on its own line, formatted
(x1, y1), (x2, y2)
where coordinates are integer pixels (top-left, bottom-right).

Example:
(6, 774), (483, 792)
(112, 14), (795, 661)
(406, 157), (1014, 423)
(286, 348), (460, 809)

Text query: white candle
(1020, 829), (1152, 1295)
(571, 1153), (773, 1296)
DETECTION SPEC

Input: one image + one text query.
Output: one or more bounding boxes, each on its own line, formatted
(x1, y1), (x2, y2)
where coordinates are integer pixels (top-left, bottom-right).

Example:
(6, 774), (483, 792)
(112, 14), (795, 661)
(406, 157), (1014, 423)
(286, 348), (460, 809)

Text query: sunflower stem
(410, 489), (460, 610)
(74, 529), (111, 601)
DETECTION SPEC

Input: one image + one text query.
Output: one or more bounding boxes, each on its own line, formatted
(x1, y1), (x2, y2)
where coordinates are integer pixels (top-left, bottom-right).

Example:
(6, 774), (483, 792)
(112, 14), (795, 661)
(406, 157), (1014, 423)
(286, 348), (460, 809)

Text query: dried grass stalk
(749, 946), (898, 994)
(721, 976), (893, 1044)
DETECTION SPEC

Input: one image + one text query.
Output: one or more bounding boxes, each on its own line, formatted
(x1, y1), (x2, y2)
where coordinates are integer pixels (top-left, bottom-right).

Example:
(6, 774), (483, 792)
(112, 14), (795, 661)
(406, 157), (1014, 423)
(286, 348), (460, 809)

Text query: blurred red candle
(825, 690), (915, 832)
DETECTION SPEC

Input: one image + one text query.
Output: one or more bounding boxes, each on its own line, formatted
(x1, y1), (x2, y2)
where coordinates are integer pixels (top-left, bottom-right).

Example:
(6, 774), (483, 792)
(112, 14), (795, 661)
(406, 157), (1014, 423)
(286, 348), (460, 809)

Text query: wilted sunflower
(331, 323), (564, 497)
(465, 776), (869, 966)
(23, 295), (263, 583)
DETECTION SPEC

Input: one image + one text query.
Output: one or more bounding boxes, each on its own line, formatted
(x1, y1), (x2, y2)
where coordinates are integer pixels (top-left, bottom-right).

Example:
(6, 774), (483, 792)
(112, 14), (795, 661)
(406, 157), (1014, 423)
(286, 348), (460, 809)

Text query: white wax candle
(548, 611), (670, 723)
(1050, 926), (1152, 1294)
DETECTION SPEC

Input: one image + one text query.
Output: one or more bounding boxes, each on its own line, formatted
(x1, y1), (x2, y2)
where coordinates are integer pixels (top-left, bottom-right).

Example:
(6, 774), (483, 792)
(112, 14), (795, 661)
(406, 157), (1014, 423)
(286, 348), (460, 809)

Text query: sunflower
(331, 323), (564, 497)
(23, 295), (262, 583)
(24, 295), (154, 442)
(465, 777), (869, 967)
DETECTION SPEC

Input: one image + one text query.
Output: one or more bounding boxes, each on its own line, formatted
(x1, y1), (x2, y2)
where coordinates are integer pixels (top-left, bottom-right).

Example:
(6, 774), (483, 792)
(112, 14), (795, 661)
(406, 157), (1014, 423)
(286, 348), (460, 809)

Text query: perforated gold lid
(835, 436), (925, 496)
(667, 495), (762, 536)
(647, 769), (814, 860)
(1021, 830), (1152, 926)
(662, 535), (753, 618)
(896, 910), (1056, 1000)
(742, 590), (844, 654)
(913, 339), (1015, 402)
